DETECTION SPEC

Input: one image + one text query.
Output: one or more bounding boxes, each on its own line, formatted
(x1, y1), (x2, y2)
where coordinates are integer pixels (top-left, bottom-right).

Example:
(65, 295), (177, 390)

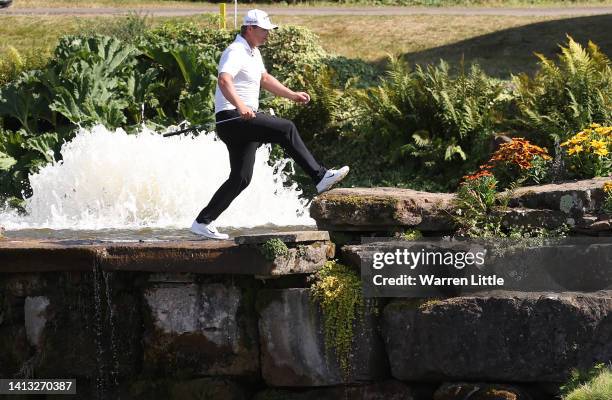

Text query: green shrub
(357, 56), (511, 187)
(0, 46), (52, 86)
(260, 25), (327, 88)
(453, 174), (505, 237)
(513, 36), (612, 149)
(142, 22), (234, 54)
(323, 55), (380, 88)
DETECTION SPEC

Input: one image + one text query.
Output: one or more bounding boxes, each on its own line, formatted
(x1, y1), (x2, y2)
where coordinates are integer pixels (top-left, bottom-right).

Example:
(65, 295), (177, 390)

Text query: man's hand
(292, 92), (311, 105)
(238, 105), (256, 120)
(260, 72), (310, 104)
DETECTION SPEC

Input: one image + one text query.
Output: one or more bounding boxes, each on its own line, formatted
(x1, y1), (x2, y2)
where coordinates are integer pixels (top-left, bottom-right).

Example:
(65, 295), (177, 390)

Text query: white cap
(243, 9), (278, 30)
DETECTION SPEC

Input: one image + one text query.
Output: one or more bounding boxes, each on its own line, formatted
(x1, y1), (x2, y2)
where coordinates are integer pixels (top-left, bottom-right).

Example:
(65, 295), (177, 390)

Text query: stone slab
(310, 188), (455, 232)
(506, 177), (609, 215)
(383, 291), (612, 382)
(257, 288), (389, 387)
(234, 230), (330, 245)
(0, 238), (334, 277)
(500, 207), (569, 230)
(143, 283), (259, 378)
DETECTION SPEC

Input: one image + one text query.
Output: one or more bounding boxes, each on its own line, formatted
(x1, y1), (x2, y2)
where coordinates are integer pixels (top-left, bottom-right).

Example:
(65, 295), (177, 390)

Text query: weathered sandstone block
(143, 282), (259, 378)
(257, 288), (388, 386)
(310, 188), (455, 232)
(383, 291), (612, 382)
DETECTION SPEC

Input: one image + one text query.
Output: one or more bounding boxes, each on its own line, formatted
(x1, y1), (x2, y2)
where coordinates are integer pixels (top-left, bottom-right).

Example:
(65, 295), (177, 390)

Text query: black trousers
(196, 110), (327, 224)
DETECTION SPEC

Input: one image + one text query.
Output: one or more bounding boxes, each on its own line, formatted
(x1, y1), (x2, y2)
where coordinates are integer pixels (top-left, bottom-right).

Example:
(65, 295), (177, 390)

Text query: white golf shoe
(190, 220), (230, 240)
(316, 166), (350, 194)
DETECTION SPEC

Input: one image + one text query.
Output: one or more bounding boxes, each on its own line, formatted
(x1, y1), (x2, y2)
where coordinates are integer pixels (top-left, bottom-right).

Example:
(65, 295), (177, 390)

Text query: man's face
(249, 26), (270, 46)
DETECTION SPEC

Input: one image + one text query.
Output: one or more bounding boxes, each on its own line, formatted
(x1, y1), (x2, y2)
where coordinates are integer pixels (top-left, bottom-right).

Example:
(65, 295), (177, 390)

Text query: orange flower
(463, 170), (493, 181)
(488, 137), (551, 170)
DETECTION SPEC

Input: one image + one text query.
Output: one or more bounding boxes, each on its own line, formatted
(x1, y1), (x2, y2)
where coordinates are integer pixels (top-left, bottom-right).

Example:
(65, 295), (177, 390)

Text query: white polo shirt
(214, 34), (266, 113)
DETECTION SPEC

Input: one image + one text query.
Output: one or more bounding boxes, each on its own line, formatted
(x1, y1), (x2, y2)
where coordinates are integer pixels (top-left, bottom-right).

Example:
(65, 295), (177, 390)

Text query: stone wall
(5, 268), (605, 400)
(1, 178), (611, 399)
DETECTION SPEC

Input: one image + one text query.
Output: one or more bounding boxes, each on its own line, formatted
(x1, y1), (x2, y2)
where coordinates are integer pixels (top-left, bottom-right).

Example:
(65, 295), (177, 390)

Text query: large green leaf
(0, 151), (17, 171)
(24, 133), (60, 163)
(0, 81), (37, 134)
(48, 60), (127, 128)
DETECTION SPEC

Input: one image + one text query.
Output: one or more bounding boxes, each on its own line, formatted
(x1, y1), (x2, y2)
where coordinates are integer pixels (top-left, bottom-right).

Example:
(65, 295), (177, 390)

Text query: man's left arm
(261, 72), (310, 104)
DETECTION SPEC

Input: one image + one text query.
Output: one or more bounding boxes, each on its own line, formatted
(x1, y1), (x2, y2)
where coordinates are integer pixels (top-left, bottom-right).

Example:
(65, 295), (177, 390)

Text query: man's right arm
(218, 73), (256, 120)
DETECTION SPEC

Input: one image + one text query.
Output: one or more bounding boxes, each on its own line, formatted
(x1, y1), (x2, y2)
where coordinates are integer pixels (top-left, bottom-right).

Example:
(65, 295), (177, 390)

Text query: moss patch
(324, 195), (400, 220)
(259, 239), (289, 262)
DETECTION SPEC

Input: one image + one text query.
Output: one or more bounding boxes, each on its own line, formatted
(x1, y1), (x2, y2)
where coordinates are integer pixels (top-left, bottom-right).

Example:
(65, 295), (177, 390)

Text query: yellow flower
(594, 148), (609, 157)
(568, 145), (583, 155)
(590, 140), (607, 150)
(604, 181), (612, 194)
(589, 123), (602, 129)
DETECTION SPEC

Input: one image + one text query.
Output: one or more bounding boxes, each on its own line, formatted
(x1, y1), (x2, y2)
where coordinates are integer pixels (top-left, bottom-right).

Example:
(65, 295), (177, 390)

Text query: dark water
(3, 225), (316, 242)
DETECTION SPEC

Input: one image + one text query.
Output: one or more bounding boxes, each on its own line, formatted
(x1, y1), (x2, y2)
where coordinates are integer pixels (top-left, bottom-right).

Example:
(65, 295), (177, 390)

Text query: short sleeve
(218, 48), (244, 78)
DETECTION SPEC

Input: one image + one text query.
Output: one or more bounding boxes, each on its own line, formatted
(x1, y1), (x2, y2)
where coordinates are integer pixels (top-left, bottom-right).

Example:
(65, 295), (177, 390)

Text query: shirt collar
(235, 34), (255, 56)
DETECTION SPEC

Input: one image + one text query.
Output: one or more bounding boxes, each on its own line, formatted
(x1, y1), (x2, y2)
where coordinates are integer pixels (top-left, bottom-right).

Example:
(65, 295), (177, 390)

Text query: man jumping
(191, 9), (349, 239)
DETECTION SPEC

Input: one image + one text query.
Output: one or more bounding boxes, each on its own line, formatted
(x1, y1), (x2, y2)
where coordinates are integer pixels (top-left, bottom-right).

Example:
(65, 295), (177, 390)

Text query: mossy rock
(259, 239), (289, 262)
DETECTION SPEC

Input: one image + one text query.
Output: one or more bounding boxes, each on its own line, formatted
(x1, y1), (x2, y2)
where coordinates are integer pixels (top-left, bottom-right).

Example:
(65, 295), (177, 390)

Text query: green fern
(358, 56), (508, 178)
(513, 36), (612, 148)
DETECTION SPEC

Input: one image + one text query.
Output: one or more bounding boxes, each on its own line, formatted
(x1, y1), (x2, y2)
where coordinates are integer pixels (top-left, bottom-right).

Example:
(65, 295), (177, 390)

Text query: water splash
(0, 125), (315, 230)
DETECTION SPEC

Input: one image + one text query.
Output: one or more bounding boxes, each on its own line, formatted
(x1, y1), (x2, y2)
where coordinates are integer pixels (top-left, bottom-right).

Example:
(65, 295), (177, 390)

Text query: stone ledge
(500, 207), (569, 230)
(506, 177), (609, 213)
(0, 232), (334, 277)
(310, 188), (455, 232)
(234, 230), (330, 245)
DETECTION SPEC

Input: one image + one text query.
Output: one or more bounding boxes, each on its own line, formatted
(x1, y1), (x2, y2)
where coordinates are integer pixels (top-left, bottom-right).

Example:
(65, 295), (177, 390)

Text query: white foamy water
(0, 125), (315, 230)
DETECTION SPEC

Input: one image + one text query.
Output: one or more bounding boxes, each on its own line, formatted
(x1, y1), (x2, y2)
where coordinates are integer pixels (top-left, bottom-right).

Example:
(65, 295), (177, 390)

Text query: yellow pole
(219, 3), (226, 30)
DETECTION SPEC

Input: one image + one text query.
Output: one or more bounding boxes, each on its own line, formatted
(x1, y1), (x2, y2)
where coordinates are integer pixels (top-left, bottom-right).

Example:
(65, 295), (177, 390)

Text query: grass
(275, 13), (612, 76)
(0, 12), (611, 78)
(275, 14), (554, 65)
(0, 14), (214, 54)
(9, 0), (612, 8)
(11, 0), (204, 8)
(564, 368), (612, 400)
